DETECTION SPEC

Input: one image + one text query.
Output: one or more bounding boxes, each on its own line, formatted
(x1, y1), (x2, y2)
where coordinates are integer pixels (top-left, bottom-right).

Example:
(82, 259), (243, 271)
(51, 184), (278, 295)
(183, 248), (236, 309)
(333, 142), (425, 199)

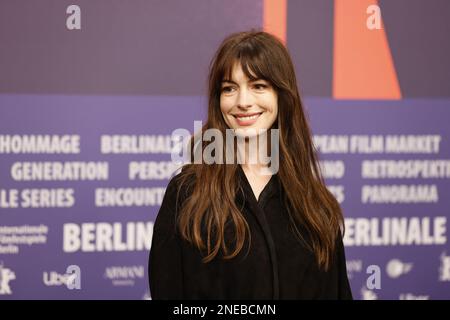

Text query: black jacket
(148, 165), (353, 300)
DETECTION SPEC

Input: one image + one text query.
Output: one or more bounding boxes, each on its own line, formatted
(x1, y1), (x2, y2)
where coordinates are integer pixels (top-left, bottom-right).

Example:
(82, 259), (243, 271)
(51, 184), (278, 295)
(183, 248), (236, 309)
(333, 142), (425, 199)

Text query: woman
(148, 30), (353, 299)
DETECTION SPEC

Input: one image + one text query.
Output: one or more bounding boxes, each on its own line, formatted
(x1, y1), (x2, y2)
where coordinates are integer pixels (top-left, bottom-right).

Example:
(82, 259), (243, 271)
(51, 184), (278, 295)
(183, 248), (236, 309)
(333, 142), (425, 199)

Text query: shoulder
(152, 171), (188, 241)
(158, 166), (196, 218)
(167, 165), (196, 200)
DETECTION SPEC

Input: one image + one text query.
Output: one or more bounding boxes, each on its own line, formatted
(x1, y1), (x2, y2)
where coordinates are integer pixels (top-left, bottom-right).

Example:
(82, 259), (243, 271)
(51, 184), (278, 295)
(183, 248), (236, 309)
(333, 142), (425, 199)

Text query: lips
(232, 112), (263, 126)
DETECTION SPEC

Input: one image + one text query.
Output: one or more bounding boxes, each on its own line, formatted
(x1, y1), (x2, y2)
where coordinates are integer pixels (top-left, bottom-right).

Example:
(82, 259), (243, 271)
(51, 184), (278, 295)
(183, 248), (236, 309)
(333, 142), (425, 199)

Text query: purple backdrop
(1, 0), (449, 300)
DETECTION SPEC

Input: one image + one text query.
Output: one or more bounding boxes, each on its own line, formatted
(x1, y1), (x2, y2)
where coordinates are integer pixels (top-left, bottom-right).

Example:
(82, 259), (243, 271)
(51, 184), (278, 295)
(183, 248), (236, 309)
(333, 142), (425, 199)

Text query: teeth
(237, 114), (260, 121)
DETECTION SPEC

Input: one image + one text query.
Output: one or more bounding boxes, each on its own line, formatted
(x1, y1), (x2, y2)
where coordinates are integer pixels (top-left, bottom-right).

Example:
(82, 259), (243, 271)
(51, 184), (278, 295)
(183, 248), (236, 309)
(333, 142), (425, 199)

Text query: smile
(233, 112), (263, 126)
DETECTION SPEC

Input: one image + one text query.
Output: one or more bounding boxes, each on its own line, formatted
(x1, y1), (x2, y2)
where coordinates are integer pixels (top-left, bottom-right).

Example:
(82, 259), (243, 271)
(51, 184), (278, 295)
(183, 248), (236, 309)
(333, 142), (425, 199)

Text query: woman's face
(220, 62), (278, 136)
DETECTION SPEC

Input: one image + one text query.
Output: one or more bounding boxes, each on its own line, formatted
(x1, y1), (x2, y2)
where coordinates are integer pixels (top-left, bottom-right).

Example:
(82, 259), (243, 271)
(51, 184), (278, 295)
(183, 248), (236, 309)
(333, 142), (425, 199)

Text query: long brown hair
(175, 30), (344, 270)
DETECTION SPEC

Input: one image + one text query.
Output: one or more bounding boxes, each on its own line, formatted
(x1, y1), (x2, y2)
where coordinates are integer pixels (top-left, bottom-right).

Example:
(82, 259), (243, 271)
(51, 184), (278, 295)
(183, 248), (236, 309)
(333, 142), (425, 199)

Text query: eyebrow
(221, 79), (266, 85)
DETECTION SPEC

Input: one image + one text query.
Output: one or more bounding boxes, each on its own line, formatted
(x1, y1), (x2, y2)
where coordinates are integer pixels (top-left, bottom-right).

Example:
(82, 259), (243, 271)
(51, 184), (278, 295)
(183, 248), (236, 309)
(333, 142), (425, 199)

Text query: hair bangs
(220, 42), (273, 85)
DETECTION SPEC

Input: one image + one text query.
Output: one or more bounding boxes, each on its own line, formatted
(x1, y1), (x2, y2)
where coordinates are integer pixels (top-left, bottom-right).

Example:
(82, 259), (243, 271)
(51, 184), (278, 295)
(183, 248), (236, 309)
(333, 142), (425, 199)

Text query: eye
(253, 83), (268, 90)
(221, 86), (235, 94)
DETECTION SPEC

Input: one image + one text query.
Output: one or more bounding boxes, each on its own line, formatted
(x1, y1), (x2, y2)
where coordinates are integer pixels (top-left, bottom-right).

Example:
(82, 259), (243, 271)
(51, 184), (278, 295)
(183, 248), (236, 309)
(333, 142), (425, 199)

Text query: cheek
(263, 95), (278, 126)
(260, 94), (278, 114)
(220, 97), (233, 114)
(271, 93), (278, 115)
(272, 101), (278, 117)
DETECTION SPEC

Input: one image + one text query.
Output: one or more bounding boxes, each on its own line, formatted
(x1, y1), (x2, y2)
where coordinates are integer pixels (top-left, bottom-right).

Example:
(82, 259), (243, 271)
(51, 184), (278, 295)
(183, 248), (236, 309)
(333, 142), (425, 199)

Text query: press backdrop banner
(1, 0), (449, 299)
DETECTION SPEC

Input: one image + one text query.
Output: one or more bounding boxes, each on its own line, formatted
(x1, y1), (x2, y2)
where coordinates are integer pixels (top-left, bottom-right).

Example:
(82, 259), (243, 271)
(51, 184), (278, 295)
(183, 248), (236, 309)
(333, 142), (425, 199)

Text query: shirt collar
(236, 165), (280, 206)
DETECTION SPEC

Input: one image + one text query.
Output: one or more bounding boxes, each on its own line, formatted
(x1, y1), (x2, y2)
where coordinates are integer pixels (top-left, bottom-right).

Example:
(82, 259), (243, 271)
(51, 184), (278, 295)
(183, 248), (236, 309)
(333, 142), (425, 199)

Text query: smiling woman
(149, 30), (353, 300)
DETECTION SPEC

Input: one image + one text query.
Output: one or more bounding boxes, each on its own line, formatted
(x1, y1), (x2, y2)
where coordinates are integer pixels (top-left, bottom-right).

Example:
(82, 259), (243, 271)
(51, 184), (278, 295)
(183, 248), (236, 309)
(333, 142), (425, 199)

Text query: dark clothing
(148, 166), (353, 300)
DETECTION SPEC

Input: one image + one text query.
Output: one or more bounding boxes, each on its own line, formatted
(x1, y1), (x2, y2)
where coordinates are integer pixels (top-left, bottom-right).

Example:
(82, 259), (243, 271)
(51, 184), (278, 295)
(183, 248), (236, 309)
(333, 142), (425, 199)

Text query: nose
(236, 88), (254, 110)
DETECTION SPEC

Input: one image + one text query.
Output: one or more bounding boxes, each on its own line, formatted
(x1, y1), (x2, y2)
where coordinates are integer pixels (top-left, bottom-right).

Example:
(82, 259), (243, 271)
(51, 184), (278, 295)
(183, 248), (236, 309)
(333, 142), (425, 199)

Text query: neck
(236, 134), (271, 174)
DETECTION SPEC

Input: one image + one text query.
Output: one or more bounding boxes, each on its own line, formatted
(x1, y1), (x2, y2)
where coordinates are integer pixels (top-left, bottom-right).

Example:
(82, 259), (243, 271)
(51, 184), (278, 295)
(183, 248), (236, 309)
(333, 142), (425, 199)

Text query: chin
(232, 126), (268, 138)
